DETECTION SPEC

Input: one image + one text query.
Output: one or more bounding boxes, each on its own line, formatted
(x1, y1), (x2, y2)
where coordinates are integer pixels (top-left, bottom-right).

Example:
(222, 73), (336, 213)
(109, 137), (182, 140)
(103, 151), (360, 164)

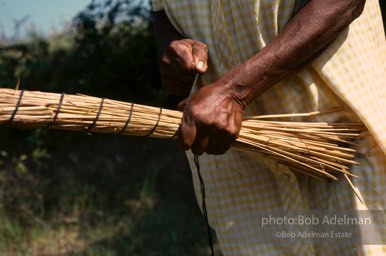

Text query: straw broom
(0, 88), (367, 185)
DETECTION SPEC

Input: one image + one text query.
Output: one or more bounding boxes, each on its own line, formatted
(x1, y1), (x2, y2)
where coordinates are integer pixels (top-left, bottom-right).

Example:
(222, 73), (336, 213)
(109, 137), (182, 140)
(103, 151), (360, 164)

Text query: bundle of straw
(0, 88), (366, 183)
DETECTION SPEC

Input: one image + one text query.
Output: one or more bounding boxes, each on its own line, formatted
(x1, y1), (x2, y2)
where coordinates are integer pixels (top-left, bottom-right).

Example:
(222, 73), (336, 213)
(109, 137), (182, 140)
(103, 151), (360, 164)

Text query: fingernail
(197, 61), (205, 71)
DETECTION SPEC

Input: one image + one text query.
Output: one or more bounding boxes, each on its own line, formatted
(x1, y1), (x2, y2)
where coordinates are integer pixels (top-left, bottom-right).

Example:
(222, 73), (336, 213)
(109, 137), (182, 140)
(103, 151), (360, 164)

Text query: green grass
(0, 128), (220, 255)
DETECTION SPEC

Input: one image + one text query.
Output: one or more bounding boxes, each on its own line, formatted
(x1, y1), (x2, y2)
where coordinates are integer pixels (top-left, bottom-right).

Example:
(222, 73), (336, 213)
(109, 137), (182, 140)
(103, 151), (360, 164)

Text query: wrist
(218, 50), (287, 110)
(218, 68), (254, 111)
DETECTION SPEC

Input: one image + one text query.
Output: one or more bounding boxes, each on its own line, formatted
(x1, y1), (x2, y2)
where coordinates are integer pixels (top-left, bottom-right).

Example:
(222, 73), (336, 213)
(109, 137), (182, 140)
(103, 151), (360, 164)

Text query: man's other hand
(161, 39), (208, 95)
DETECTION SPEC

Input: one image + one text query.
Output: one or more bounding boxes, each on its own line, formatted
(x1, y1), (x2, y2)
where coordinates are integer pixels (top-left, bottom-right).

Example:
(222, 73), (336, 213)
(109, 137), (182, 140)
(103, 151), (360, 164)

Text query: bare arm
(221, 0), (365, 109)
(154, 0), (365, 155)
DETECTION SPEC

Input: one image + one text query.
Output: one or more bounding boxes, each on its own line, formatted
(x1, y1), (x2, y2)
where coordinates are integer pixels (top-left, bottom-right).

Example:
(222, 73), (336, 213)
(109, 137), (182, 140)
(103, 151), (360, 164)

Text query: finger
(191, 133), (209, 156)
(161, 44), (197, 95)
(216, 138), (232, 155)
(192, 41), (208, 73)
(179, 117), (196, 151)
(162, 54), (194, 77)
(168, 41), (196, 73)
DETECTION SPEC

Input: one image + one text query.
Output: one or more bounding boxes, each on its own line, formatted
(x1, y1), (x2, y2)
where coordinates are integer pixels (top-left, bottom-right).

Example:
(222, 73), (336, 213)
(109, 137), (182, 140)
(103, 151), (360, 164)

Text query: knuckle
(200, 45), (209, 55)
(202, 43), (208, 53)
(188, 106), (202, 119)
(228, 126), (240, 139)
(213, 123), (226, 132)
(169, 40), (180, 49)
(195, 40), (207, 48)
(212, 118), (230, 132)
(167, 41), (187, 58)
(219, 124), (239, 140)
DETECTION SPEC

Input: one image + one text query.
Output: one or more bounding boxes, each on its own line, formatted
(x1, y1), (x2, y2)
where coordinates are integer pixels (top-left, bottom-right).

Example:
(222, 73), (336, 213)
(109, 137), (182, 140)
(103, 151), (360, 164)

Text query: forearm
(220, 0), (365, 109)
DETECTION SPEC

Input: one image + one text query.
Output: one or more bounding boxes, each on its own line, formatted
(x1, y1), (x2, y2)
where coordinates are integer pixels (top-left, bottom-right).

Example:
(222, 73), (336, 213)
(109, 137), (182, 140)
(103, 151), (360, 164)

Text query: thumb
(192, 41), (208, 73)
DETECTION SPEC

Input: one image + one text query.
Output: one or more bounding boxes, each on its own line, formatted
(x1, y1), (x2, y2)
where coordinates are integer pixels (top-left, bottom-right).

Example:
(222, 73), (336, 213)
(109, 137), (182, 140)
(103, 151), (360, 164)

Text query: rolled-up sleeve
(151, 0), (164, 11)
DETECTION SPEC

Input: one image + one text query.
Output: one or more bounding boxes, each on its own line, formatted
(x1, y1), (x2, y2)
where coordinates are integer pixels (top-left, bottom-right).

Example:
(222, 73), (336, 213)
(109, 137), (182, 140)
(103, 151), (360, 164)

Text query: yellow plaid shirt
(152, 1), (386, 255)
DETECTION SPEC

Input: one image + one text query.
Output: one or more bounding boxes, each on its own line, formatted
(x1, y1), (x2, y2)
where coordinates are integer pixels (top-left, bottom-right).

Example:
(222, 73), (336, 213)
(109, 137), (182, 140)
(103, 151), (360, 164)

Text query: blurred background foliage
(0, 1), (385, 255)
(0, 0), (179, 107)
(0, 0), (216, 255)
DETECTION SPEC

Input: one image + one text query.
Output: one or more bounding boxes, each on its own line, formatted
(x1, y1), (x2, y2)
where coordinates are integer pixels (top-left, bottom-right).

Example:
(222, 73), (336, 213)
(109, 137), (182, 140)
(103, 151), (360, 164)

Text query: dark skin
(153, 0), (365, 155)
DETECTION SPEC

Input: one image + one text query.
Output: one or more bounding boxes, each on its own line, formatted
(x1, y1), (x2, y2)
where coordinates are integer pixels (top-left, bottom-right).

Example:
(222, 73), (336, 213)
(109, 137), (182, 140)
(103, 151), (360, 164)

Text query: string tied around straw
(145, 107), (163, 137)
(7, 89), (24, 124)
(85, 97), (105, 132)
(119, 102), (134, 135)
(46, 92), (65, 128)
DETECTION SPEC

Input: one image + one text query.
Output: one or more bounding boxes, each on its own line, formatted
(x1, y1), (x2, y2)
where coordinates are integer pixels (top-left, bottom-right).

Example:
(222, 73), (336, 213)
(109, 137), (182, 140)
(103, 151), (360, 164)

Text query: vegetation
(0, 0), (218, 255)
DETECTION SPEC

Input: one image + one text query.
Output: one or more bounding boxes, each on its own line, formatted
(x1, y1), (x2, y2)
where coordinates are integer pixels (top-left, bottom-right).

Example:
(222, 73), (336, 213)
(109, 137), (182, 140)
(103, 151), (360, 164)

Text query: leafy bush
(0, 1), (214, 255)
(0, 0), (181, 107)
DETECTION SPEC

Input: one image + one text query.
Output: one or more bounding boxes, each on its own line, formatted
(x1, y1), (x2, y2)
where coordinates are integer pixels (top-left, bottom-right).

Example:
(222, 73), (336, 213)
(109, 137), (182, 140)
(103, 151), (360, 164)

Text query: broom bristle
(0, 88), (367, 182)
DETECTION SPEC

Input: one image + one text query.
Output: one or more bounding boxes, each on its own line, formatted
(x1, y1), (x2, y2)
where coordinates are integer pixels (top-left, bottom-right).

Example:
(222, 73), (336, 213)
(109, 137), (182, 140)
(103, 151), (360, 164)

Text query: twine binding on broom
(0, 88), (367, 185)
(7, 89), (24, 124)
(119, 102), (134, 135)
(45, 92), (64, 129)
(85, 97), (105, 132)
(145, 107), (163, 137)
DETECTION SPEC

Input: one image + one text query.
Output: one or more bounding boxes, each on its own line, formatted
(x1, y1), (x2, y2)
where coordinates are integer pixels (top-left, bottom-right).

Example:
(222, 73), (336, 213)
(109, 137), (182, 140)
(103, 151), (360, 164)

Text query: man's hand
(179, 82), (244, 155)
(153, 0), (365, 155)
(161, 39), (208, 95)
